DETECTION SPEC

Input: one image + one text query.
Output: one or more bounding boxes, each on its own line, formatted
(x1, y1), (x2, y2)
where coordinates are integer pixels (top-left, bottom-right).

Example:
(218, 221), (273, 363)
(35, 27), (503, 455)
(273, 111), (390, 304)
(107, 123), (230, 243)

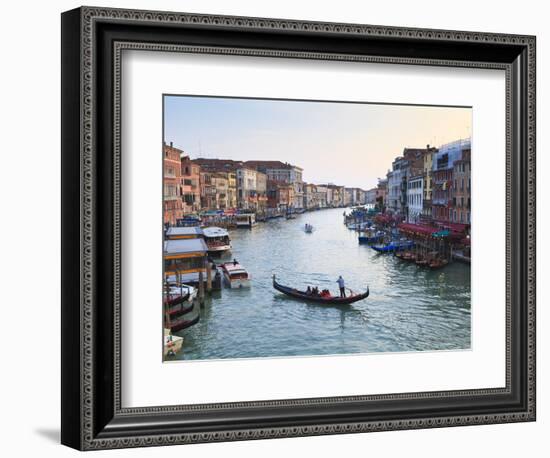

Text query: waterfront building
(199, 171), (217, 210)
(181, 156), (201, 213)
(267, 179), (293, 212)
(315, 185), (328, 208)
(386, 147), (431, 219)
(387, 159), (406, 215)
(344, 187), (354, 207)
(211, 172), (230, 210)
(255, 171), (268, 215)
(422, 146), (437, 219)
(244, 161), (304, 210)
(236, 167), (259, 210)
(451, 147), (471, 225)
(375, 178), (388, 211)
(163, 142), (185, 226)
(356, 188), (367, 205)
(432, 138), (471, 223)
(407, 175), (424, 223)
(224, 171), (237, 209)
(303, 183), (317, 209)
(323, 184), (345, 207)
(366, 188), (377, 206)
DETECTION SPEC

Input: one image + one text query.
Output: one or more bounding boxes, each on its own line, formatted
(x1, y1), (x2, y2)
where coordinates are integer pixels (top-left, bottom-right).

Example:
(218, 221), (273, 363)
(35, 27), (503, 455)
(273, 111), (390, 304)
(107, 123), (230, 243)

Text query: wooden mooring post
(206, 261), (213, 293)
(198, 270), (205, 307)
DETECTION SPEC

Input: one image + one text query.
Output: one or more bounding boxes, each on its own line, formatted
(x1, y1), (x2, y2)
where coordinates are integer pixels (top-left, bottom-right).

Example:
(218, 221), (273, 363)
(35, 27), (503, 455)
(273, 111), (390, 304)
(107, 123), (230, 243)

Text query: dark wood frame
(61, 6), (536, 450)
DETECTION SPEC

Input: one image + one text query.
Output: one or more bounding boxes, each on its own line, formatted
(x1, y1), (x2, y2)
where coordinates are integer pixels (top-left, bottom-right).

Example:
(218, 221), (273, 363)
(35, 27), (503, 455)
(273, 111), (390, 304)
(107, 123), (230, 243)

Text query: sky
(164, 95), (471, 189)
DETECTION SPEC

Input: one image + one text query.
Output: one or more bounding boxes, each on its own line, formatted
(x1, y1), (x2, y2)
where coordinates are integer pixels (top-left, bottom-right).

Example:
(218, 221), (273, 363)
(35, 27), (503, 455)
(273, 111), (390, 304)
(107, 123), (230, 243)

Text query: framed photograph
(61, 6), (536, 450)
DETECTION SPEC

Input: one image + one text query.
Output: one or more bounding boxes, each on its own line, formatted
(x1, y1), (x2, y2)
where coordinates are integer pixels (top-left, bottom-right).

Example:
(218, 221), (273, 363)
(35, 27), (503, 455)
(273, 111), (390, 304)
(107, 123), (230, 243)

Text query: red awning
(438, 222), (469, 234)
(398, 223), (439, 236)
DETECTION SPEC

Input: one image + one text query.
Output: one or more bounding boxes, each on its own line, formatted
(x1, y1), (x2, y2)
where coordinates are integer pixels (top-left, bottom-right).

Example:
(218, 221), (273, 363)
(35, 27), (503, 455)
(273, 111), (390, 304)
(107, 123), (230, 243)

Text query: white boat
(202, 226), (231, 255)
(165, 283), (197, 303)
(304, 223), (313, 233)
(220, 261), (251, 288)
(235, 213), (257, 228)
(163, 329), (183, 357)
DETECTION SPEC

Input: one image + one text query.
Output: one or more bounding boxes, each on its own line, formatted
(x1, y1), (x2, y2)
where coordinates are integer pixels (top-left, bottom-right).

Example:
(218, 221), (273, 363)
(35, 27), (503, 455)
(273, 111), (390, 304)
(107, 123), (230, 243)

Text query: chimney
(170, 141), (173, 148)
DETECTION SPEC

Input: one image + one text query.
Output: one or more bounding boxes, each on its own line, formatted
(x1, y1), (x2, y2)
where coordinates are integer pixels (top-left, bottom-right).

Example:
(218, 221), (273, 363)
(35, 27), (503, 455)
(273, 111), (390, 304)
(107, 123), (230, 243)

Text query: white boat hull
(207, 244), (231, 254)
(163, 333), (184, 357)
(223, 274), (251, 289)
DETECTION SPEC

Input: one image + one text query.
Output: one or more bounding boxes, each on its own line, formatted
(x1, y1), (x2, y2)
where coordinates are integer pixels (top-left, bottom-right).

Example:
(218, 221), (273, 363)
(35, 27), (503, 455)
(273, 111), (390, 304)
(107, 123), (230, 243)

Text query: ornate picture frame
(61, 6), (536, 450)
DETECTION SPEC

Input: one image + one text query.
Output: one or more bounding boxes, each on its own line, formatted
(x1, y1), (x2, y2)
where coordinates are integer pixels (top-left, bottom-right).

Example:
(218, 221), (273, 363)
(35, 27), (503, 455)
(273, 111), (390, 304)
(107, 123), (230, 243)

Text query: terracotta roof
(244, 160), (294, 170)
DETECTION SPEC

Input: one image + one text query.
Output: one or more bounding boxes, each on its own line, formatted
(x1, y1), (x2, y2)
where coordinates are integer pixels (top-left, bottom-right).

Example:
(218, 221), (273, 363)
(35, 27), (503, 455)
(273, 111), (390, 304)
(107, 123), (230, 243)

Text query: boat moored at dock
(220, 261), (251, 288)
(202, 226), (231, 255)
(358, 230), (384, 244)
(235, 213), (257, 228)
(164, 329), (184, 357)
(371, 239), (414, 253)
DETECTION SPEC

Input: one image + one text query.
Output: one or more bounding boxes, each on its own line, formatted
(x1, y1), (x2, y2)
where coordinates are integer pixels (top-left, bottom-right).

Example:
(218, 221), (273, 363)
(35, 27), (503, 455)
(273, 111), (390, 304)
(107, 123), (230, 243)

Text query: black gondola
(272, 275), (369, 305)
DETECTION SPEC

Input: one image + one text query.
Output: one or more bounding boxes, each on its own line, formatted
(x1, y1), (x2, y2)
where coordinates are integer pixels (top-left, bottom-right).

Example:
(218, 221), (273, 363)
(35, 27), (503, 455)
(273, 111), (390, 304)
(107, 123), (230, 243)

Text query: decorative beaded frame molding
(64, 6), (536, 450)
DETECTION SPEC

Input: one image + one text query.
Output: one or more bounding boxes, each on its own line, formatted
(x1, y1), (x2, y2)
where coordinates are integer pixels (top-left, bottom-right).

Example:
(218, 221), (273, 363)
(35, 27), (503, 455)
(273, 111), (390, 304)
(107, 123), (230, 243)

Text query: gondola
(164, 293), (189, 307)
(169, 313), (200, 333)
(272, 275), (369, 305)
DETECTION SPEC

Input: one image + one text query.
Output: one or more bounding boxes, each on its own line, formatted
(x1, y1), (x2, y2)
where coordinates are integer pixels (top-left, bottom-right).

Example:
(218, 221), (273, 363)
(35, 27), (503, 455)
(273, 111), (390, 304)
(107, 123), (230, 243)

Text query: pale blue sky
(164, 95), (471, 189)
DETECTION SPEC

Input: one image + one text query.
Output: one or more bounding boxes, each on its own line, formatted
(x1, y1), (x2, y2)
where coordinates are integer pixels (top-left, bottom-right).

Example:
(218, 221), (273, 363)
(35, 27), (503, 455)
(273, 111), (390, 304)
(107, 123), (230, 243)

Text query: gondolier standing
(337, 275), (346, 298)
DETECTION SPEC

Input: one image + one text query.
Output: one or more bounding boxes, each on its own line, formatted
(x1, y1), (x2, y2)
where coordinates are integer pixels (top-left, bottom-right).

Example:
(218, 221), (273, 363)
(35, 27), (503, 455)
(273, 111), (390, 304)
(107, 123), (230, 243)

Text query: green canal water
(169, 207), (471, 361)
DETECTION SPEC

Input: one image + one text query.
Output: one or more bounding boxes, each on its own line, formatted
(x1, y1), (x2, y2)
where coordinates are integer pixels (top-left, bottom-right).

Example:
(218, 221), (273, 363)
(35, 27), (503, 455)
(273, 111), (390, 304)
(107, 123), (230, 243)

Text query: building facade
(422, 147), (436, 219)
(180, 156), (201, 213)
(267, 179), (293, 211)
(236, 167), (258, 210)
(451, 148), (471, 225)
(407, 175), (424, 223)
(431, 138), (471, 223)
(163, 142), (185, 226)
(375, 178), (388, 211)
(366, 188), (377, 206)
(244, 161), (304, 210)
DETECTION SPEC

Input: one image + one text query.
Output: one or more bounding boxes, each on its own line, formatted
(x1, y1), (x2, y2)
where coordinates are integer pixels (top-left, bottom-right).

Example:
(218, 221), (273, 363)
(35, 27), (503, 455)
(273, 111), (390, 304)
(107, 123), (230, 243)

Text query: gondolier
(337, 275), (346, 298)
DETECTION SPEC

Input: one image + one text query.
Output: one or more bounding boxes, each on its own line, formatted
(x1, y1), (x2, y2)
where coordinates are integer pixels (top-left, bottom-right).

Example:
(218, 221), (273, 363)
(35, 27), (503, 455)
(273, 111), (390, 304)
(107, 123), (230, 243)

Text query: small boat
(286, 213), (296, 220)
(304, 224), (313, 233)
(220, 261), (251, 288)
(371, 240), (414, 253)
(396, 251), (417, 261)
(416, 258), (429, 267)
(235, 213), (257, 228)
(169, 311), (200, 332)
(164, 290), (188, 307)
(164, 329), (184, 357)
(272, 275), (369, 305)
(168, 301), (195, 318)
(202, 226), (231, 255)
(428, 258), (449, 270)
(358, 231), (384, 244)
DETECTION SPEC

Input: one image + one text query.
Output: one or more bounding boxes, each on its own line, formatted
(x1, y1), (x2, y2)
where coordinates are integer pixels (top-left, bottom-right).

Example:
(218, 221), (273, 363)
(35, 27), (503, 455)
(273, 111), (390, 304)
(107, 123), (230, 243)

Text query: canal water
(171, 207), (471, 361)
